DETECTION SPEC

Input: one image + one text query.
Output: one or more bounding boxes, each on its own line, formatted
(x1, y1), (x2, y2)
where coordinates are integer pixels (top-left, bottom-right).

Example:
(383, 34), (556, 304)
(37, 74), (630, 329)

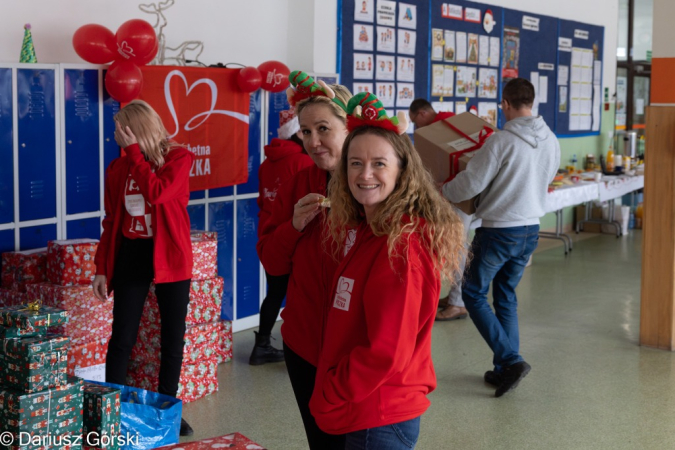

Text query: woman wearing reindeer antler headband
(256, 71), (351, 449)
(308, 93), (466, 449)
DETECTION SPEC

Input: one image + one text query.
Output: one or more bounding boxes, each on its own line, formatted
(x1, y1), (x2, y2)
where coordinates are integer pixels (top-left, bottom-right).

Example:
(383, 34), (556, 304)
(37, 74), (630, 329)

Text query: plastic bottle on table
(607, 147), (615, 172)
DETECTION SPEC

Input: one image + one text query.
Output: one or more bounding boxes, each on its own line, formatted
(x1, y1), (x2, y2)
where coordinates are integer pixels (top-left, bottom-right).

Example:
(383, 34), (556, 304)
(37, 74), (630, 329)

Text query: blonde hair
(327, 126), (466, 282)
(114, 100), (181, 168)
(296, 84), (352, 124)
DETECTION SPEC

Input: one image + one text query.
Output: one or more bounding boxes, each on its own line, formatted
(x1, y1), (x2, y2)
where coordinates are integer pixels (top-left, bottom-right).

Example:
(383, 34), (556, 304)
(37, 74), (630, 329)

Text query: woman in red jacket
(257, 71), (351, 450)
(251, 108), (313, 365)
(310, 93), (466, 449)
(92, 100), (195, 436)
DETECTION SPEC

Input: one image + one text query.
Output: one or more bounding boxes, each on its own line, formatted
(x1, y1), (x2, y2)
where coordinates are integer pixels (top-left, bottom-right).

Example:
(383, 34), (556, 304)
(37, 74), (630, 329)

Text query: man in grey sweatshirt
(442, 78), (560, 398)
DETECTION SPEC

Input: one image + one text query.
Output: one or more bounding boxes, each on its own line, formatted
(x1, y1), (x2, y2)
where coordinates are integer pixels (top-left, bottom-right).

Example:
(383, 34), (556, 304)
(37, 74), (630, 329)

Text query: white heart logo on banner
(164, 69), (250, 138)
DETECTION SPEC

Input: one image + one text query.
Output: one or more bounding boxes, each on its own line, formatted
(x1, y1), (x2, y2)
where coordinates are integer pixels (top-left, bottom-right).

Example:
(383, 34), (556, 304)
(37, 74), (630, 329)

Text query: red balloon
(73, 24), (116, 64)
(105, 61), (143, 103)
(135, 39), (159, 66)
(237, 67), (262, 93)
(115, 19), (157, 64)
(257, 60), (290, 93)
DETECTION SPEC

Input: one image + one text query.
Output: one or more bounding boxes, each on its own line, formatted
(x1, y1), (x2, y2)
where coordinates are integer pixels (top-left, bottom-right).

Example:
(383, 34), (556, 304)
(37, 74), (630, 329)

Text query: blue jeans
(345, 416), (420, 450)
(462, 226), (539, 372)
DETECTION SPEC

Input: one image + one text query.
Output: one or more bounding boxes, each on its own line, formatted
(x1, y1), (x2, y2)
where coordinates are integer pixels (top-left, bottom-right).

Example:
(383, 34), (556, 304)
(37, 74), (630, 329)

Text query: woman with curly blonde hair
(309, 93), (465, 450)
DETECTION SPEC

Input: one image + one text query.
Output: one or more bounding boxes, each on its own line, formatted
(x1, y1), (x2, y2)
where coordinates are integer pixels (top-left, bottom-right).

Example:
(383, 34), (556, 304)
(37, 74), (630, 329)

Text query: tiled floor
(182, 230), (675, 450)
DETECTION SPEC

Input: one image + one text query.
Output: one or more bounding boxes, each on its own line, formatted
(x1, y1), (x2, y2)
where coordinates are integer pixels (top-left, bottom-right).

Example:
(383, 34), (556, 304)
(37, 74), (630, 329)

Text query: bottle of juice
(607, 147), (615, 172)
(635, 202), (644, 229)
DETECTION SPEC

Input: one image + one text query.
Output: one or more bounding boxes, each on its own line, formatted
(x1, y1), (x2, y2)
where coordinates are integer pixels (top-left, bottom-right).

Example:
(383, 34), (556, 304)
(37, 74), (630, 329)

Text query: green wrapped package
(0, 305), (69, 331)
(0, 326), (47, 339)
(83, 382), (121, 450)
(0, 350), (68, 393)
(0, 334), (69, 358)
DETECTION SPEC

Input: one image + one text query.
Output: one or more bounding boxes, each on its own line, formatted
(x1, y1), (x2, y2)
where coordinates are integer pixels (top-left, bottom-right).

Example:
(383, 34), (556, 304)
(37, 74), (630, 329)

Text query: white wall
(653, 0), (675, 57)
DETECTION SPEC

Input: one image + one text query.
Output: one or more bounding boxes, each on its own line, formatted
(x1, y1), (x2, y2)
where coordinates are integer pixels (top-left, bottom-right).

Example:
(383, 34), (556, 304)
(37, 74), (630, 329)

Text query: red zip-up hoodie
(257, 138), (313, 238)
(95, 143), (194, 291)
(309, 219), (439, 434)
(256, 164), (338, 366)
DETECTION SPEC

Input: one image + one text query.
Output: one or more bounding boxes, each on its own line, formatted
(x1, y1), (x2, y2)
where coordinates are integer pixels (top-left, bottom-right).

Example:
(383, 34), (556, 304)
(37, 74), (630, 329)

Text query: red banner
(138, 66), (250, 191)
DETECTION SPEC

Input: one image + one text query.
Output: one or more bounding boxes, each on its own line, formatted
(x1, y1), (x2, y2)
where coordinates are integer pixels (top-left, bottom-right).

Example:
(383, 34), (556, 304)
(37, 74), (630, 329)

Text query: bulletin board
(339, 0), (430, 134)
(556, 19), (605, 136)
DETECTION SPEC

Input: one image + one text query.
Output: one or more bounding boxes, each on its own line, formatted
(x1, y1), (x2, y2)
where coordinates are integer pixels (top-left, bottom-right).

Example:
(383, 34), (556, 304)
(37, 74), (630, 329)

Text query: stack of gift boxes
(0, 248), (48, 307)
(126, 231), (233, 403)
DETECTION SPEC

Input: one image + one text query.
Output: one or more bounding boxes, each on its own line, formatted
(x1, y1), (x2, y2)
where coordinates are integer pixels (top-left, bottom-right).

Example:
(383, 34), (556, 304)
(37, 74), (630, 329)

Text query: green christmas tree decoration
(20, 24), (37, 63)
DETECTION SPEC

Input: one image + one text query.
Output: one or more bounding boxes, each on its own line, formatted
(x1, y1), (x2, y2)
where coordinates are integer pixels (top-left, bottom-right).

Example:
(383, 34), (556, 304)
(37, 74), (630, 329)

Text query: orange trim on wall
(652, 58), (675, 104)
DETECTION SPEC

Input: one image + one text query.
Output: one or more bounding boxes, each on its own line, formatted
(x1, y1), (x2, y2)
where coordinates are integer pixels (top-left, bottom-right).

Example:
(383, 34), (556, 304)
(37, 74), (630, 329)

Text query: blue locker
(190, 190), (206, 200)
(66, 217), (101, 240)
(0, 230), (13, 254)
(236, 198), (260, 319)
(0, 69), (13, 225)
(102, 84), (120, 174)
(64, 69), (100, 214)
(238, 90), (262, 195)
(19, 224), (56, 251)
(208, 186), (233, 198)
(187, 204), (205, 230)
(208, 201), (234, 321)
(17, 69), (57, 222)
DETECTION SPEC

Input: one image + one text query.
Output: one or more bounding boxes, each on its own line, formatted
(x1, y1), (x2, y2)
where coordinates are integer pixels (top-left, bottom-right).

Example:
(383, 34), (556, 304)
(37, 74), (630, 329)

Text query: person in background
(442, 78), (561, 397)
(92, 100), (195, 436)
(257, 71), (352, 450)
(310, 93), (465, 449)
(409, 97), (469, 322)
(250, 108), (314, 365)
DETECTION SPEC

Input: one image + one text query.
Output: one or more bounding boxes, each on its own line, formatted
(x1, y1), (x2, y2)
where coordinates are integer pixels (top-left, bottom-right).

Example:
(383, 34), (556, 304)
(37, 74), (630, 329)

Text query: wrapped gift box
(127, 358), (218, 403)
(190, 229), (218, 241)
(142, 278), (223, 327)
(0, 334), (69, 393)
(46, 239), (98, 286)
(1, 248), (48, 293)
(191, 236), (217, 279)
(27, 283), (114, 321)
(83, 382), (120, 450)
(0, 289), (28, 308)
(0, 304), (69, 331)
(0, 325), (47, 339)
(67, 338), (109, 378)
(158, 433), (266, 449)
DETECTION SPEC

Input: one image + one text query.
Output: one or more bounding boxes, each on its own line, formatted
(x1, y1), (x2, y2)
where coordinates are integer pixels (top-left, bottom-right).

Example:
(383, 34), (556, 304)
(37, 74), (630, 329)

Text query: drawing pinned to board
(432, 65), (444, 97)
(353, 83), (373, 95)
(502, 27), (520, 81)
(468, 34), (479, 64)
(376, 0), (397, 27)
(478, 68), (498, 99)
(355, 0), (374, 23)
(478, 102), (498, 126)
(398, 3), (417, 29)
(432, 29), (444, 61)
(456, 32), (467, 64)
(354, 25), (374, 51)
(483, 9), (496, 34)
(456, 66), (477, 97)
(432, 101), (454, 113)
(354, 53), (374, 79)
(397, 29), (416, 55)
(377, 26), (396, 53)
(478, 35), (489, 66)
(559, 86), (568, 113)
(396, 83), (415, 108)
(397, 56), (415, 82)
(376, 54), (396, 80)
(444, 30), (455, 62)
(377, 82), (396, 107)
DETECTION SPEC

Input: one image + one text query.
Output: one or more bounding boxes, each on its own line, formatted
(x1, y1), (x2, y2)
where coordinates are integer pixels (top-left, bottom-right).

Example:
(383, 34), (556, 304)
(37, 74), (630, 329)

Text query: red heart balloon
(115, 19), (157, 64)
(73, 24), (116, 64)
(105, 60), (143, 103)
(258, 60), (290, 93)
(237, 67), (262, 93)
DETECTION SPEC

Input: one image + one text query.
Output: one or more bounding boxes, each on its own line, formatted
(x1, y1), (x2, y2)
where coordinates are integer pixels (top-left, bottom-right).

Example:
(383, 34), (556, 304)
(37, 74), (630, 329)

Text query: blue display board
(209, 201), (234, 321)
(236, 197), (260, 319)
(0, 69), (13, 225)
(340, 0), (429, 125)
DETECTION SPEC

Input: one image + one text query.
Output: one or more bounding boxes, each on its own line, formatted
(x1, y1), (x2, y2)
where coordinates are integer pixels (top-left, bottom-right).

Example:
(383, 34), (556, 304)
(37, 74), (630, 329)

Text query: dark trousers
(258, 272), (289, 336)
(106, 237), (191, 397)
(283, 343), (346, 450)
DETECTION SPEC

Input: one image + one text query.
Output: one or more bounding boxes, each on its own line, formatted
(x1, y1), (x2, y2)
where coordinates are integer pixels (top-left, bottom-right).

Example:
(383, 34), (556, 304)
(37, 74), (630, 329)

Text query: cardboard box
(414, 112), (498, 215)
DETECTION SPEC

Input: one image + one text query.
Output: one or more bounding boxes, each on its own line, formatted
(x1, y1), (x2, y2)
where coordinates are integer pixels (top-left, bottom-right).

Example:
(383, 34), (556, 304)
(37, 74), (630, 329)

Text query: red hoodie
(257, 138), (313, 238)
(309, 219), (440, 434)
(256, 164), (338, 366)
(95, 143), (194, 291)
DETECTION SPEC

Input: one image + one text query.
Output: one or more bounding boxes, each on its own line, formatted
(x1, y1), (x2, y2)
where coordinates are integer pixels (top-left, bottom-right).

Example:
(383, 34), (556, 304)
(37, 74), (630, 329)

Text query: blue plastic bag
(91, 381), (182, 450)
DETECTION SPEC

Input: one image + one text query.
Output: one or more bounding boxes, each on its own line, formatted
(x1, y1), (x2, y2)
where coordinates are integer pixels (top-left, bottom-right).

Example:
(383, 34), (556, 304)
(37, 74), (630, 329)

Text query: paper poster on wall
(397, 110), (415, 134)
(530, 71), (540, 116)
(467, 34), (479, 64)
(478, 102), (498, 126)
(354, 53), (374, 79)
(559, 37), (572, 52)
(456, 32), (468, 63)
(593, 61), (602, 84)
(376, 54), (395, 80)
(616, 76), (627, 126)
(489, 37), (500, 67)
(478, 35), (489, 66)
(377, 26), (396, 53)
(502, 27), (520, 80)
(376, 82), (396, 107)
(465, 7), (481, 23)
(456, 66), (477, 97)
(397, 57), (415, 82)
(444, 30), (456, 62)
(443, 65), (455, 96)
(432, 29), (444, 61)
(398, 3), (417, 29)
(376, 0), (397, 26)
(559, 86), (568, 113)
(432, 101), (454, 113)
(456, 102), (468, 114)
(522, 16), (540, 32)
(396, 83), (415, 107)
(635, 98), (645, 115)
(443, 3), (463, 20)
(432, 65), (445, 97)
(353, 83), (373, 95)
(397, 29), (416, 55)
(539, 76), (548, 103)
(354, 25), (374, 51)
(478, 68), (498, 99)
(558, 65), (569, 86)
(355, 0), (374, 22)
(592, 84), (601, 131)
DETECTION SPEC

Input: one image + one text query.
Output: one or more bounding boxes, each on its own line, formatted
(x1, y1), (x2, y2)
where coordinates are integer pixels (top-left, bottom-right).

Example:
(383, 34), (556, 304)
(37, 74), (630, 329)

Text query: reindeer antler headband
(286, 70), (348, 112)
(345, 92), (408, 135)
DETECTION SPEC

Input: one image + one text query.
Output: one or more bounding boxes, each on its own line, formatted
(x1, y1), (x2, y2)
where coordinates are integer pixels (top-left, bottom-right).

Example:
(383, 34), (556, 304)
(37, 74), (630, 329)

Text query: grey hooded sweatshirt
(442, 115), (561, 228)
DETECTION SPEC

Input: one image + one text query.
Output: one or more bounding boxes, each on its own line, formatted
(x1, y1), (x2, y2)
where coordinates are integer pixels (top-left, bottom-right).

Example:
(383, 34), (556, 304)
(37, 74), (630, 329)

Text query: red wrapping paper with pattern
(0, 289), (29, 307)
(47, 239), (99, 286)
(190, 230), (218, 241)
(191, 237), (217, 279)
(142, 278), (223, 326)
(67, 338), (109, 376)
(127, 359), (218, 403)
(158, 433), (266, 449)
(1, 248), (48, 292)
